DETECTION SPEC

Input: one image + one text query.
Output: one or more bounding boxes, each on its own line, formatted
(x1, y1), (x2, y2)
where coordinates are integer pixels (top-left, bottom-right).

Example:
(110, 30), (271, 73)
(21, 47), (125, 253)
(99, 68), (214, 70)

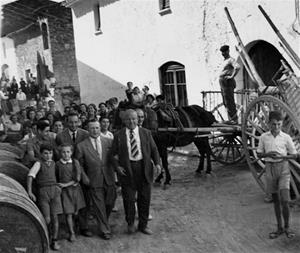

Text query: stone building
(64, 0), (299, 107)
(1, 0), (80, 104)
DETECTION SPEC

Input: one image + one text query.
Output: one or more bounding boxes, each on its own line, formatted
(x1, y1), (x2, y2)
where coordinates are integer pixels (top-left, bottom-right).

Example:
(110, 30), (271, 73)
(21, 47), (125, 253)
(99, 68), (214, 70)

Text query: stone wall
(4, 3), (80, 106)
(47, 6), (80, 90)
(10, 24), (53, 80)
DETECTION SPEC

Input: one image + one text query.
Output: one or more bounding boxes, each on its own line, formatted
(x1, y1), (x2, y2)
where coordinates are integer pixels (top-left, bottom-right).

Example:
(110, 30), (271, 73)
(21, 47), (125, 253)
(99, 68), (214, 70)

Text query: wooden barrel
(0, 161), (29, 187)
(0, 186), (49, 253)
(0, 149), (20, 161)
(0, 143), (24, 158)
(0, 173), (27, 195)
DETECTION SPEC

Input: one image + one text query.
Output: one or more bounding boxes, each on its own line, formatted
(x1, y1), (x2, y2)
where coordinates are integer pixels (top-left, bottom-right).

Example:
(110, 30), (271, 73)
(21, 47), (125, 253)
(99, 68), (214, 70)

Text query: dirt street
(56, 152), (300, 253)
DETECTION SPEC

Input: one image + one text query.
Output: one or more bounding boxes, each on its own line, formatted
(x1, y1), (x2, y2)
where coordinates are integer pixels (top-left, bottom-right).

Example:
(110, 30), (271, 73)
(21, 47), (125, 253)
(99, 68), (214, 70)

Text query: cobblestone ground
(55, 151), (300, 253)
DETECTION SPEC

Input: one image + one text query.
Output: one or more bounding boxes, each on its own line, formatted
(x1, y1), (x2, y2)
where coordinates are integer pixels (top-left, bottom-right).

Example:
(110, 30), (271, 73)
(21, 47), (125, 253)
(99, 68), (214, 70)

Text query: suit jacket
(56, 128), (89, 147)
(111, 127), (160, 185)
(75, 136), (115, 188)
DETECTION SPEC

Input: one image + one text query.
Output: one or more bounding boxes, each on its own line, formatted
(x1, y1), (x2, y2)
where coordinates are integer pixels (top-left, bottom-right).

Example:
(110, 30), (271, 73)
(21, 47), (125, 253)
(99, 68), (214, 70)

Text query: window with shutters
(159, 62), (188, 106)
(93, 3), (102, 34)
(159, 0), (171, 15)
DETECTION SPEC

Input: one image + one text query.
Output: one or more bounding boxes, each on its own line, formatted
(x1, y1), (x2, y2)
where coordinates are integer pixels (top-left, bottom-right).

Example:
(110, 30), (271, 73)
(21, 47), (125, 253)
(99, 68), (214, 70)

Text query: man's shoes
(101, 233), (111, 240)
(127, 224), (136, 234)
(69, 233), (76, 242)
(138, 226), (153, 235)
(81, 229), (93, 237)
(51, 240), (60, 251)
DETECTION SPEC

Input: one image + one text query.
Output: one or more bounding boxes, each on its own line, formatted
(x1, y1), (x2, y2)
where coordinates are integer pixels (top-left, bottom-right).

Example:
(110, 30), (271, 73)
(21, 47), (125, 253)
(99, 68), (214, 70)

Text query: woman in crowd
(53, 120), (64, 135)
(98, 102), (108, 118)
(79, 103), (88, 116)
(7, 114), (23, 143)
(26, 108), (36, 124)
(145, 94), (156, 108)
(87, 103), (98, 121)
(18, 109), (28, 125)
(46, 112), (56, 129)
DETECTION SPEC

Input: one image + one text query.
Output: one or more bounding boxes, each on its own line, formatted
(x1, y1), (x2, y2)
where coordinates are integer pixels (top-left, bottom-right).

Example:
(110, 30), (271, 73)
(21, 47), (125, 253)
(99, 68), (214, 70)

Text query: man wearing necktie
(75, 119), (116, 240)
(111, 109), (161, 235)
(56, 112), (89, 152)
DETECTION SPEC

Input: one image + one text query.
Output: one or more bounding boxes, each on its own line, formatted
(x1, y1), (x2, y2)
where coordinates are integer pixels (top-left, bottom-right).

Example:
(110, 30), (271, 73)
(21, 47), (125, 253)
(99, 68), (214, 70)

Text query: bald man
(111, 109), (161, 235)
(135, 108), (145, 127)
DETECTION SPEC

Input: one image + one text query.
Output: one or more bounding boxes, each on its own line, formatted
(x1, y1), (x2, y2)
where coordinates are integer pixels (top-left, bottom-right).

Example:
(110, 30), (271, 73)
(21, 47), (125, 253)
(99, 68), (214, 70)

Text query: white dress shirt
(90, 136), (102, 160)
(257, 131), (297, 162)
(126, 127), (143, 161)
(100, 131), (114, 140)
(68, 129), (77, 140)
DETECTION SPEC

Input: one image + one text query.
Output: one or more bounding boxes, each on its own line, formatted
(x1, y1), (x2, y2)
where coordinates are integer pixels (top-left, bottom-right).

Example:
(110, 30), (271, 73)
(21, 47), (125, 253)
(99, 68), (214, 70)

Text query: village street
(56, 146), (300, 253)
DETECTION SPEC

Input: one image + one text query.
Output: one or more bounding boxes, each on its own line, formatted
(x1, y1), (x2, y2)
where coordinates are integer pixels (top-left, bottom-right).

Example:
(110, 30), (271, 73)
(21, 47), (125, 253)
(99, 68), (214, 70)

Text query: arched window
(159, 61), (188, 106)
(41, 23), (49, 50)
(244, 40), (288, 89)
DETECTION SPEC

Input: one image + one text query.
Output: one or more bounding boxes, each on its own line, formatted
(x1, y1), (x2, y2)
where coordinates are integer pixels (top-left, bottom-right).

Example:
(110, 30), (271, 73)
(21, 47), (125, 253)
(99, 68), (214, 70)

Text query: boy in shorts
(27, 144), (62, 250)
(257, 111), (298, 239)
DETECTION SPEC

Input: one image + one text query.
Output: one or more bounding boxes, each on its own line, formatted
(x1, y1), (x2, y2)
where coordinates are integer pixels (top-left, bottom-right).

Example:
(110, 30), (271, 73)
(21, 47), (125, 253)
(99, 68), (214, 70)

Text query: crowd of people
(0, 76), (164, 251)
(1, 66), (299, 251)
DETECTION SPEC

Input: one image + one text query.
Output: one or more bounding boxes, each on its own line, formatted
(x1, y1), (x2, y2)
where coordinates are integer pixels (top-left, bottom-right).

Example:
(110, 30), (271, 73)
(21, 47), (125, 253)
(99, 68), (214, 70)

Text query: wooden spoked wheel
(209, 130), (244, 164)
(211, 102), (243, 123)
(209, 103), (244, 164)
(242, 95), (300, 199)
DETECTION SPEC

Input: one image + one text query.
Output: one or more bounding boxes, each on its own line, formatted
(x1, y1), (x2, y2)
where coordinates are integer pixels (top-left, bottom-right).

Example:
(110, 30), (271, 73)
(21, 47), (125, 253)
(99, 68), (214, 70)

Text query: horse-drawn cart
(158, 6), (300, 200)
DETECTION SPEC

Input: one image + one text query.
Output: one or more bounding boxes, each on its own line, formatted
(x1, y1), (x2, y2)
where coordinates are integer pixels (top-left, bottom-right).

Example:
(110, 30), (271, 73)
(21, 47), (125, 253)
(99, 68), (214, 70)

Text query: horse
(113, 102), (216, 186)
(150, 104), (216, 185)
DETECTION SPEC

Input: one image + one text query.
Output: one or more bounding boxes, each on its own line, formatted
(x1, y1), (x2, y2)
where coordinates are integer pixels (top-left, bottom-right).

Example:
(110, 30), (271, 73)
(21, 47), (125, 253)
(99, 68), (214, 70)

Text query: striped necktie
(130, 130), (139, 158)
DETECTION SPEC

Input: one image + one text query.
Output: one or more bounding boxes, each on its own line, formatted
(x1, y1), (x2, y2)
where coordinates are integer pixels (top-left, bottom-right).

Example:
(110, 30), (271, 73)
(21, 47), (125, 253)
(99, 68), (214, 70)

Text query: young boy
(27, 144), (62, 250)
(257, 111), (298, 239)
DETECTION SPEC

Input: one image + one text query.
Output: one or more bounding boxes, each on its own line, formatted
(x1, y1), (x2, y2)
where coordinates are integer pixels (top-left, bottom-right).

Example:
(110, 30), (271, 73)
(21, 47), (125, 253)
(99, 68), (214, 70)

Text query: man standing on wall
(219, 45), (240, 124)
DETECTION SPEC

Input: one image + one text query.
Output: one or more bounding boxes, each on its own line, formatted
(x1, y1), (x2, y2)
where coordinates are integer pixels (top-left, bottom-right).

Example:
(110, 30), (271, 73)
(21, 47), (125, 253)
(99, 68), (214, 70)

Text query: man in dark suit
(55, 112), (89, 149)
(75, 119), (116, 240)
(111, 109), (161, 235)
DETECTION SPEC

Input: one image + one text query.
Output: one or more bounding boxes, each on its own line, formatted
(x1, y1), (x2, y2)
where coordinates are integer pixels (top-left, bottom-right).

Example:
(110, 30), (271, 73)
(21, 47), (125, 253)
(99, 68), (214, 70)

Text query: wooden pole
(157, 126), (241, 133)
(279, 42), (300, 69)
(258, 5), (300, 67)
(224, 7), (265, 88)
(235, 46), (255, 83)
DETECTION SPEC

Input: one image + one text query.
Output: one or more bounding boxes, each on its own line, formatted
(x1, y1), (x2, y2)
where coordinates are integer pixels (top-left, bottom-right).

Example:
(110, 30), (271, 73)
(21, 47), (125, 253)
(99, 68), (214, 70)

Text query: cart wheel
(211, 102), (243, 123)
(209, 130), (244, 164)
(242, 95), (300, 200)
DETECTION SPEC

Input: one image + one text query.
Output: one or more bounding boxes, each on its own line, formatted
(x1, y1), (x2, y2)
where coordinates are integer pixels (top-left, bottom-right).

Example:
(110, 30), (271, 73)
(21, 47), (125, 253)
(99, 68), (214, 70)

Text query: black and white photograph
(0, 0), (300, 252)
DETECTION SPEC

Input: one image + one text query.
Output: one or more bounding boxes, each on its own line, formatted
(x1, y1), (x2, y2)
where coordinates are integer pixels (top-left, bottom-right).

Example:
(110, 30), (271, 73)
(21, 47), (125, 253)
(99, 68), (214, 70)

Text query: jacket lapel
(139, 128), (146, 158)
(86, 138), (101, 161)
(64, 129), (72, 143)
(120, 128), (129, 159)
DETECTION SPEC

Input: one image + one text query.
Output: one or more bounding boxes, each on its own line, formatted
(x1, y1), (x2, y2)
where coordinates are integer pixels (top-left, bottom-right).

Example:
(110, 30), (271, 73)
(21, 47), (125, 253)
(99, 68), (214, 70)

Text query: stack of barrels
(0, 143), (49, 253)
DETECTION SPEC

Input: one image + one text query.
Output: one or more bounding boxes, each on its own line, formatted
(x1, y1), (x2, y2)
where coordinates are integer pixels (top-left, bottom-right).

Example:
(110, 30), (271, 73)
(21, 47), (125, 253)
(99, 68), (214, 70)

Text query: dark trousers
(219, 78), (237, 121)
(78, 184), (90, 231)
(79, 182), (116, 234)
(121, 160), (151, 229)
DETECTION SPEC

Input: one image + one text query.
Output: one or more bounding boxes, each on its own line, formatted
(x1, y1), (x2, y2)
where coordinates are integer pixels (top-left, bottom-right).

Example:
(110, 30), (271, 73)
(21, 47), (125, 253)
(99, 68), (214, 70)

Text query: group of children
(27, 144), (85, 250)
